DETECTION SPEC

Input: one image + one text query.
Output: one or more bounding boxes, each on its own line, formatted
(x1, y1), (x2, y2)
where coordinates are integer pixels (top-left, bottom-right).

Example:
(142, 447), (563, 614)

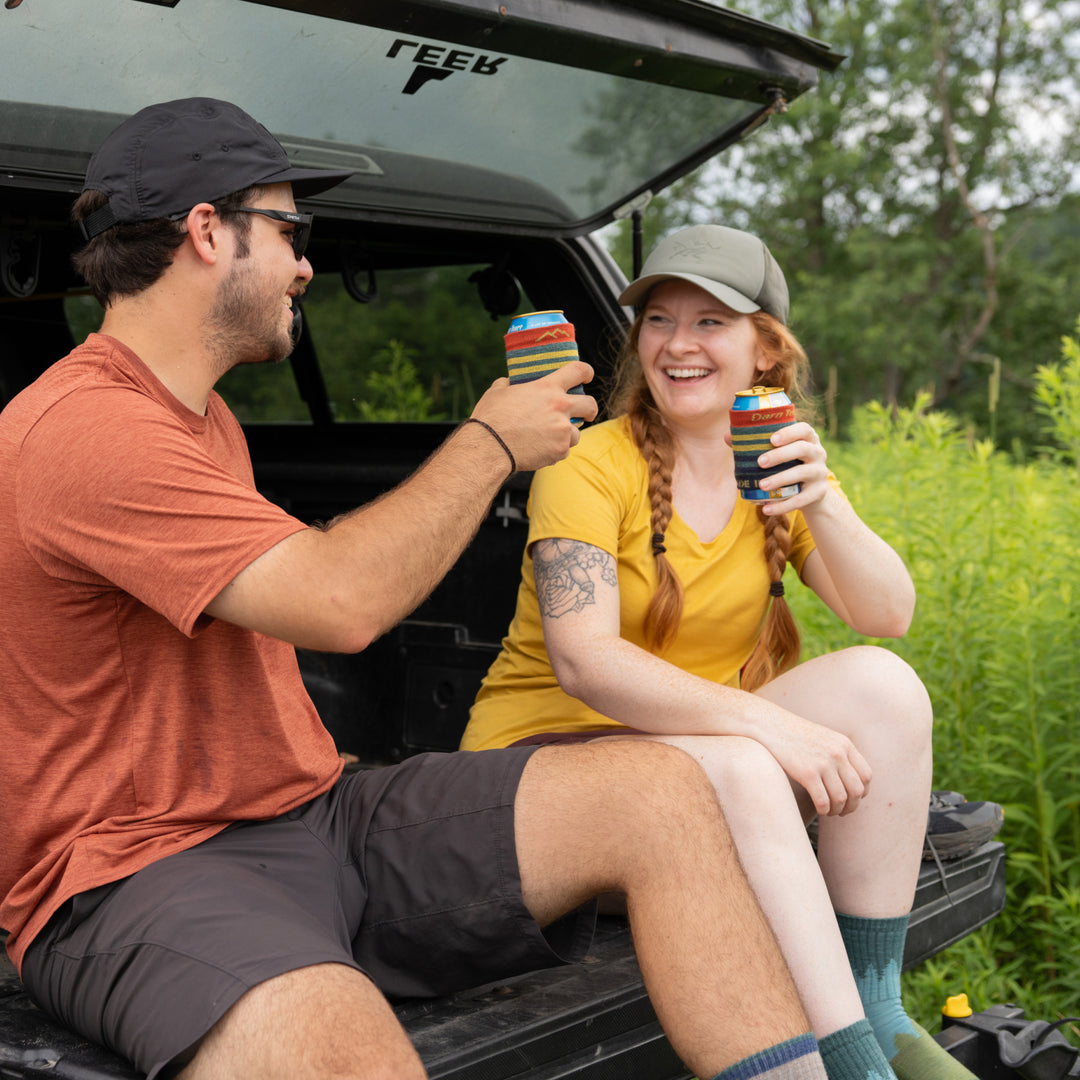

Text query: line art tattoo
(533, 539), (617, 618)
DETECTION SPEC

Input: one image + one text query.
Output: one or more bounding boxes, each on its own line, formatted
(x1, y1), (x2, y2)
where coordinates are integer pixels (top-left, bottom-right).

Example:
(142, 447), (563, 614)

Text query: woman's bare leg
(630, 646), (932, 1039)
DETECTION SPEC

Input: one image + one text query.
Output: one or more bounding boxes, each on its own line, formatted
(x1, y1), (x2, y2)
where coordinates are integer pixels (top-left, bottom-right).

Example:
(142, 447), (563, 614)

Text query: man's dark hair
(71, 185), (260, 307)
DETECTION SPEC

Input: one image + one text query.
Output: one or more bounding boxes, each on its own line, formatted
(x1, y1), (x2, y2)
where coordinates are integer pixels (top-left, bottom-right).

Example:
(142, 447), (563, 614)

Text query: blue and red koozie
(730, 386), (802, 500)
(505, 310), (585, 426)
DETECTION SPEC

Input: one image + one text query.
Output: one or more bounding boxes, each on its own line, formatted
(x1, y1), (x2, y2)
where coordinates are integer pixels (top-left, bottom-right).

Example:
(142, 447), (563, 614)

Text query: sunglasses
(230, 206), (314, 261)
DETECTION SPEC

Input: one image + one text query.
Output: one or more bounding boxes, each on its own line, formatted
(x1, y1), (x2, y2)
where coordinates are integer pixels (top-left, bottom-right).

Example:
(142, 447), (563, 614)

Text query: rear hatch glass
(1, 0), (839, 232)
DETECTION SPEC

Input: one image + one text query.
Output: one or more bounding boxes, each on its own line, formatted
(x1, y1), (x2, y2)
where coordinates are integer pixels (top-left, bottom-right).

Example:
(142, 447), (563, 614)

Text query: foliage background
(604, 0), (1080, 449)
(631, 0), (1080, 1029)
(784, 330), (1080, 1029)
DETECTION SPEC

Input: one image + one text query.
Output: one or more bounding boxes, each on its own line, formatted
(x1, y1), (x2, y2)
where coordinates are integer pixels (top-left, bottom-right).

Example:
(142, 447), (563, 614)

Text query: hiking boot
(924, 789), (1004, 860)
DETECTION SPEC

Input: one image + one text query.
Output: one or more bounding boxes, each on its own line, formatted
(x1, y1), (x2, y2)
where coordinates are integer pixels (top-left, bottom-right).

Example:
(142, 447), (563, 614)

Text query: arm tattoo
(533, 539), (617, 619)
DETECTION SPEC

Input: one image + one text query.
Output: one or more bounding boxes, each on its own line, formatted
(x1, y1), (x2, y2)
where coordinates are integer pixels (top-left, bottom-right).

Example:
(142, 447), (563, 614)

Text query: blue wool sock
(818, 1019), (895, 1080)
(836, 912), (976, 1080)
(712, 1033), (827, 1080)
(836, 912), (915, 1057)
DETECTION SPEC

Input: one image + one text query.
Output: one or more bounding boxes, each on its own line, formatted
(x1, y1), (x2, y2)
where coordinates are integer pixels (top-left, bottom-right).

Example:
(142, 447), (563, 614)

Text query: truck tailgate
(0, 842), (1005, 1080)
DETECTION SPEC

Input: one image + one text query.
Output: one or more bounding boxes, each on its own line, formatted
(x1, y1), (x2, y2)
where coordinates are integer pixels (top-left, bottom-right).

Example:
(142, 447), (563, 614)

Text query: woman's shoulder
(532, 415), (643, 502)
(574, 414), (639, 464)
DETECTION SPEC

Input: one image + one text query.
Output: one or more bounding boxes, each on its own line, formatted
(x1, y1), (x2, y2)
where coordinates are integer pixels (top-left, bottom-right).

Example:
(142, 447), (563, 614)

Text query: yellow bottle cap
(943, 993), (973, 1018)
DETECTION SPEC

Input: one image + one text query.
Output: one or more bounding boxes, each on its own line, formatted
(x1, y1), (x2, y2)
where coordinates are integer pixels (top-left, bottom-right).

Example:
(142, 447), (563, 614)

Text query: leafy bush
(1033, 318), (1080, 474)
(351, 340), (448, 422)
(788, 327), (1080, 1028)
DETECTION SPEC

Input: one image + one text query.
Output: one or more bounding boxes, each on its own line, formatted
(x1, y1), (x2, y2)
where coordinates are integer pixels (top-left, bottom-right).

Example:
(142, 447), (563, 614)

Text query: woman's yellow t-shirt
(460, 415), (839, 751)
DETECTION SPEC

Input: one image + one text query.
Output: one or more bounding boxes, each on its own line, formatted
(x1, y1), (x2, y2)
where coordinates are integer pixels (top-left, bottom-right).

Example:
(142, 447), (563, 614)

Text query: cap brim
(261, 166), (354, 198)
(618, 272), (760, 314)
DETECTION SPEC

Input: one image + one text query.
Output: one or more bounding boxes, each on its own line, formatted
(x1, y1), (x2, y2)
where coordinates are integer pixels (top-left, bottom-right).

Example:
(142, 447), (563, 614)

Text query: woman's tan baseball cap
(618, 224), (789, 325)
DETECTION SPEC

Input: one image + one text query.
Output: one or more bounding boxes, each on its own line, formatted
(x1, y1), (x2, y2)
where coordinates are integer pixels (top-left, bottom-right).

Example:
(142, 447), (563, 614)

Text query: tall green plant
(351, 340), (447, 422)
(787, 347), (1080, 1026)
(1033, 319), (1080, 474)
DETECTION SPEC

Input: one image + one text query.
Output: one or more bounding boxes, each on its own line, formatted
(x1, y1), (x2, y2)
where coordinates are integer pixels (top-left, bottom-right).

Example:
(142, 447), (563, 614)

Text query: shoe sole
(923, 806), (1004, 860)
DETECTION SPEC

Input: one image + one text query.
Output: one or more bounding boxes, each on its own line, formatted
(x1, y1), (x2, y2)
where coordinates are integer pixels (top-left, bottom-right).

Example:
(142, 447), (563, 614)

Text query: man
(0, 98), (826, 1080)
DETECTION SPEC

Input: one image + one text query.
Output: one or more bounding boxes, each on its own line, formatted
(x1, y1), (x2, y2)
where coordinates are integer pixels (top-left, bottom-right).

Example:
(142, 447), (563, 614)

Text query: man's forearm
(318, 419), (512, 646)
(206, 367), (593, 652)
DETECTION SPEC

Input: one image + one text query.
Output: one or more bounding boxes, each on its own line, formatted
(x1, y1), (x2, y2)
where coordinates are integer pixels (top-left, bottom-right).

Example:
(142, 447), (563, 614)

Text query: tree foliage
(607, 0), (1080, 447)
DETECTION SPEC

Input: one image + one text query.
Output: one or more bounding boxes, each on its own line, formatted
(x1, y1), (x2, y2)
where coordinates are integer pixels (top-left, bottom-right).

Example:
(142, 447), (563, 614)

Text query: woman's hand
(755, 421), (830, 515)
(754, 707), (873, 817)
(750, 418), (917, 638)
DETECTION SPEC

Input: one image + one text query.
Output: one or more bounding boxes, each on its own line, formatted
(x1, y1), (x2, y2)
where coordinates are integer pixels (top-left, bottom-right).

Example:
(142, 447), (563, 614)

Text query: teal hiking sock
(818, 1019), (894, 1080)
(712, 1033), (827, 1080)
(836, 912), (976, 1080)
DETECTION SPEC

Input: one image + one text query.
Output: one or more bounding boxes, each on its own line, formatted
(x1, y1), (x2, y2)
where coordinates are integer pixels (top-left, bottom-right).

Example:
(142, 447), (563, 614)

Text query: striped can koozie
(505, 310), (585, 426)
(730, 386), (802, 500)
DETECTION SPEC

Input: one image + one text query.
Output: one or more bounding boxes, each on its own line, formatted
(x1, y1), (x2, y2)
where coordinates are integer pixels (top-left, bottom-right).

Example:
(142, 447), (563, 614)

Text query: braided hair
(608, 304), (810, 689)
(628, 398), (683, 653)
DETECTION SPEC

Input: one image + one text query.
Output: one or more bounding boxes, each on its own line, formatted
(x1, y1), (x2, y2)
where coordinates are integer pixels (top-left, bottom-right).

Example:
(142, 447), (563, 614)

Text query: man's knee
(529, 739), (731, 861)
(515, 739), (734, 913)
(610, 738), (722, 818)
(538, 738), (718, 812)
(668, 734), (790, 808)
(179, 964), (425, 1080)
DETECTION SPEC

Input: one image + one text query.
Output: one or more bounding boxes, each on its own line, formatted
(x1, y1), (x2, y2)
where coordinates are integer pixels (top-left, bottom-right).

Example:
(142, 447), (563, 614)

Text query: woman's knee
(657, 735), (791, 807)
(847, 645), (932, 738)
(791, 646), (932, 743)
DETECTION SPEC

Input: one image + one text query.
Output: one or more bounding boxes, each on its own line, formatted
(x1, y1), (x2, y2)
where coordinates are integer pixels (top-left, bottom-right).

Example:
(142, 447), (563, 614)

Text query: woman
(461, 225), (974, 1080)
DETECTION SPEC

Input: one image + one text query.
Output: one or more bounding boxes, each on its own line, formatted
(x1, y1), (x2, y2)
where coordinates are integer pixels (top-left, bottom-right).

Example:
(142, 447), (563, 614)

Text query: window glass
(4, 0), (768, 228)
(215, 355), (309, 425)
(216, 265), (509, 424)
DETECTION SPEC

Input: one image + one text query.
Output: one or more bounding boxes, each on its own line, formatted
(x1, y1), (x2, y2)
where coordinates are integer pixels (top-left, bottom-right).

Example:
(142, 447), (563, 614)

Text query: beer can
(505, 310), (585, 426)
(729, 386), (802, 500)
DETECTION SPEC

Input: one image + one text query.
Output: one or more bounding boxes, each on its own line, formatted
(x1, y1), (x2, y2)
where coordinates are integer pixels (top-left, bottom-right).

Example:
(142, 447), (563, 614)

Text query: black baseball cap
(79, 97), (353, 241)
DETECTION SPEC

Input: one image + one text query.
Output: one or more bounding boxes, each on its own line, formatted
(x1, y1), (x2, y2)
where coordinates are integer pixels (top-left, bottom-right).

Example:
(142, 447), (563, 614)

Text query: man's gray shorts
(21, 747), (596, 1079)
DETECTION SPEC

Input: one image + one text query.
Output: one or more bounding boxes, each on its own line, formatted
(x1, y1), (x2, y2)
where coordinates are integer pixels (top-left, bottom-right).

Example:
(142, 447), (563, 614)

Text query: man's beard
(205, 260), (296, 376)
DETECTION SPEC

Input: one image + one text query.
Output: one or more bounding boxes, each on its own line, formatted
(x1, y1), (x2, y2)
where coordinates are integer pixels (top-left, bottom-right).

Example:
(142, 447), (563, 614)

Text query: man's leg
(514, 738), (819, 1080)
(178, 962), (424, 1080)
(19, 801), (434, 1080)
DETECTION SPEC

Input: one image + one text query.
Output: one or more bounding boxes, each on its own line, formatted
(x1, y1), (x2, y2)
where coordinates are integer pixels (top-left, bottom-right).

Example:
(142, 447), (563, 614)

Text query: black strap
(79, 203), (119, 241)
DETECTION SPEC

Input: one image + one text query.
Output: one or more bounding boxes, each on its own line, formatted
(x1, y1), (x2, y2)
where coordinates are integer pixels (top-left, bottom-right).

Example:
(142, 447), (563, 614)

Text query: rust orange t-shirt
(0, 334), (343, 974)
